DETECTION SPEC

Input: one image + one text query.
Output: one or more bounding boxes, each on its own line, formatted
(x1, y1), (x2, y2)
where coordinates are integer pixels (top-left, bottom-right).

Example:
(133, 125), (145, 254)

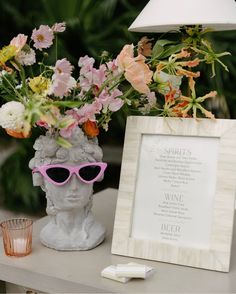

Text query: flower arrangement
(0, 23), (230, 147)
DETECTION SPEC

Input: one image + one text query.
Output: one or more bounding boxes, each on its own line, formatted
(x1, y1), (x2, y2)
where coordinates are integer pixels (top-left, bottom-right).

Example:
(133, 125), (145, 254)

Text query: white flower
(15, 48), (36, 66)
(0, 70), (8, 76)
(15, 83), (23, 89)
(0, 101), (25, 131)
(67, 76), (77, 90)
(154, 70), (182, 96)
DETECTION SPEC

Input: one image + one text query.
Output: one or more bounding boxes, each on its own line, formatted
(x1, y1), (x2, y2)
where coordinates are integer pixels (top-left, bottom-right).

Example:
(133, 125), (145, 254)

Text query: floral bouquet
(0, 23), (230, 147)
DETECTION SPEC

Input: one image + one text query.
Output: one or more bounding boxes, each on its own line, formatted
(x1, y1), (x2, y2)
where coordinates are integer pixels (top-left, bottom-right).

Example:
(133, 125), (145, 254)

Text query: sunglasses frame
(32, 162), (107, 186)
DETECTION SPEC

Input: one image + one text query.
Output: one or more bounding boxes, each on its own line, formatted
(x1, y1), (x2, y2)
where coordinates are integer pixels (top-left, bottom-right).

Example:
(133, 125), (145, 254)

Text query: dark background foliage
(0, 0), (236, 213)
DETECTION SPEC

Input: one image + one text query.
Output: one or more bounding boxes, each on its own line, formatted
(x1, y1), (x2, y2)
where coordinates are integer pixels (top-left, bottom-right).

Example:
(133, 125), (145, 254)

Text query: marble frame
(112, 116), (236, 272)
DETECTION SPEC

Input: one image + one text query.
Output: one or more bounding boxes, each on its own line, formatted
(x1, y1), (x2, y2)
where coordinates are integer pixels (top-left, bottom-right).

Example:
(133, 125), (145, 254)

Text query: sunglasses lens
(79, 165), (102, 182)
(46, 167), (70, 183)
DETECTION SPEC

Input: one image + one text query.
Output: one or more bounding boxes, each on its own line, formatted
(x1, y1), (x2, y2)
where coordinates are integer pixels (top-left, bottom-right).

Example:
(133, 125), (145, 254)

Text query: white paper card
(131, 134), (219, 249)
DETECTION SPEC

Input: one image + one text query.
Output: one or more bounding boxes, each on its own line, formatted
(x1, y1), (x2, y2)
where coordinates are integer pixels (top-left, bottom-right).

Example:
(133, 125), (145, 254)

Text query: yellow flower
(0, 45), (17, 65)
(40, 106), (60, 126)
(29, 75), (51, 94)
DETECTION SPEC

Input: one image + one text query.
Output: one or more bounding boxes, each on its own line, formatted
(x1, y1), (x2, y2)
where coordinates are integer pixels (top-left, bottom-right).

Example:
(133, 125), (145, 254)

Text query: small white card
(101, 262), (154, 283)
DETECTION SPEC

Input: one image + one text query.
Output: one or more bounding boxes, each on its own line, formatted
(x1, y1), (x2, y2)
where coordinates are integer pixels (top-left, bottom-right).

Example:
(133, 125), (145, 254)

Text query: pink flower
(78, 56), (109, 91)
(97, 89), (124, 112)
(92, 64), (106, 88)
(79, 74), (93, 91)
(50, 58), (76, 97)
(106, 59), (119, 76)
(36, 120), (50, 129)
(66, 109), (80, 120)
(108, 92), (124, 112)
(50, 74), (76, 98)
(51, 22), (66, 33)
(49, 74), (68, 97)
(10, 34), (27, 53)
(60, 121), (78, 138)
(31, 25), (54, 51)
(147, 92), (156, 106)
(67, 76), (77, 90)
(68, 101), (102, 125)
(78, 55), (95, 70)
(54, 58), (73, 75)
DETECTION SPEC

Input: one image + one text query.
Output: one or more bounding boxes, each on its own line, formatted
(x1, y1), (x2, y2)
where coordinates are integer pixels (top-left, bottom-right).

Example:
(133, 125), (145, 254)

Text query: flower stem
(1, 75), (23, 102)
(97, 73), (123, 96)
(122, 87), (134, 99)
(11, 60), (29, 97)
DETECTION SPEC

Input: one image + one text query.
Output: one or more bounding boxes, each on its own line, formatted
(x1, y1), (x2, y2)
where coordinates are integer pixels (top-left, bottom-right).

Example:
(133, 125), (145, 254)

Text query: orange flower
(164, 84), (181, 102)
(176, 68), (200, 78)
(5, 128), (31, 138)
(179, 58), (200, 68)
(175, 48), (191, 59)
(82, 120), (99, 138)
(117, 45), (153, 94)
(156, 63), (165, 73)
(116, 44), (134, 71)
(125, 55), (153, 94)
(174, 77), (216, 119)
(171, 101), (191, 117)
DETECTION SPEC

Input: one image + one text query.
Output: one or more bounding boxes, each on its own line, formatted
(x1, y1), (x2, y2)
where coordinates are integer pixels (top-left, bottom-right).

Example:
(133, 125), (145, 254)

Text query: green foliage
(203, 31), (236, 118)
(152, 40), (176, 59)
(0, 0), (236, 212)
(0, 72), (18, 102)
(39, 0), (144, 59)
(0, 135), (44, 213)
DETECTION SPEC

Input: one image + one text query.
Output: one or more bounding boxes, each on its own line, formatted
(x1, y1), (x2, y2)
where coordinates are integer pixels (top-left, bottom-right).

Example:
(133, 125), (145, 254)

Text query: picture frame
(111, 116), (236, 272)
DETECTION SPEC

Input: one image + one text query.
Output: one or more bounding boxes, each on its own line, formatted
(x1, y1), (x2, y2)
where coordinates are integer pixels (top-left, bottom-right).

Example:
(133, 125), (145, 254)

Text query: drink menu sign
(131, 134), (219, 249)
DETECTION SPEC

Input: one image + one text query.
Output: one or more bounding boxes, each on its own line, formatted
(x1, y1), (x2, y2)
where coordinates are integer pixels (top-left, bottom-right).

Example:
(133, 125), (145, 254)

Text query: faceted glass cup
(0, 218), (33, 257)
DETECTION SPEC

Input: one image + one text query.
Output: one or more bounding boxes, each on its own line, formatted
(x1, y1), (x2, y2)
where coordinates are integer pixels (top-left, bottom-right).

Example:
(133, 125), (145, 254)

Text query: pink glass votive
(0, 218), (33, 257)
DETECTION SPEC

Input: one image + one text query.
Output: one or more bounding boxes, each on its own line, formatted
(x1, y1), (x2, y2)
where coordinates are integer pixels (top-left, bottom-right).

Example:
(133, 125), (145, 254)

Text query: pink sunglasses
(32, 162), (107, 186)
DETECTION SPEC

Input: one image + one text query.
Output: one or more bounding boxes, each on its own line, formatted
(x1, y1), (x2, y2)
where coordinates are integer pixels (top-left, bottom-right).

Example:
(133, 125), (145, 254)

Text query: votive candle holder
(0, 218), (33, 257)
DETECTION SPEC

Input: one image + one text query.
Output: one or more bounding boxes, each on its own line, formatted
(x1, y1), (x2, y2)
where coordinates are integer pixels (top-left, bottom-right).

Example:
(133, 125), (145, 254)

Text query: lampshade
(129, 0), (236, 33)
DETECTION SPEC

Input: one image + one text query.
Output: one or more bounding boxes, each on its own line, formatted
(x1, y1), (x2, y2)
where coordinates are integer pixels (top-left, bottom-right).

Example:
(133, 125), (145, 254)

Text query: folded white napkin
(116, 262), (154, 278)
(101, 262), (154, 283)
(101, 265), (131, 283)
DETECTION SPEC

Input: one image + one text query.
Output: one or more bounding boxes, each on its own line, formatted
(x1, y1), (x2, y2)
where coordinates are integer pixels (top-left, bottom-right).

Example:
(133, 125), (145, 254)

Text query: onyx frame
(112, 116), (236, 272)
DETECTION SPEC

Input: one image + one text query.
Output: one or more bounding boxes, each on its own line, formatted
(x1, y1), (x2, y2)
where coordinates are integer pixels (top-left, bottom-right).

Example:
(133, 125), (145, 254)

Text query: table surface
(0, 188), (236, 293)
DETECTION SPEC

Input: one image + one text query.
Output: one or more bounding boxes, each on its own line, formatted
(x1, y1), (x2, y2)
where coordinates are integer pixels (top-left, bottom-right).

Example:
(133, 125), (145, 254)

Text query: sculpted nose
(69, 174), (79, 190)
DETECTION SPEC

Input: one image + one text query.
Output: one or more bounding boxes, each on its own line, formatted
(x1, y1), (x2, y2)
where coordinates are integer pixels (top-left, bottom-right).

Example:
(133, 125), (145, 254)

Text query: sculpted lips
(66, 194), (82, 201)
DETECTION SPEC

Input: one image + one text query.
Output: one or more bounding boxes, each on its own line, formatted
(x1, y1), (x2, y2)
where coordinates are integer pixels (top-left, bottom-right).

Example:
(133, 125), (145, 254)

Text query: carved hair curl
(29, 127), (103, 186)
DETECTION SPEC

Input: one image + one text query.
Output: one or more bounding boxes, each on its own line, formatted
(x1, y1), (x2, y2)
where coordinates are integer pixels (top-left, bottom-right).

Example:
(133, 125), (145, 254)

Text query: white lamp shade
(129, 0), (236, 32)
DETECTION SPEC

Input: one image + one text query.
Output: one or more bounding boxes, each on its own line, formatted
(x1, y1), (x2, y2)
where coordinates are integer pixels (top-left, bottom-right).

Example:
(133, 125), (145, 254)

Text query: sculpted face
(44, 165), (93, 211)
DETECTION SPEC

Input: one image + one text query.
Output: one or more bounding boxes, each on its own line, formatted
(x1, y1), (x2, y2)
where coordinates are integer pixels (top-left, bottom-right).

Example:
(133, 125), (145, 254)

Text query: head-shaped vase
(29, 127), (106, 251)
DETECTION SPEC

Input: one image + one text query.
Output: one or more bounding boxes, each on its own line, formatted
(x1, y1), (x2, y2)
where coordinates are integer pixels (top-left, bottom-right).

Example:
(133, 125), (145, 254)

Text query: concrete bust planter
(29, 127), (106, 251)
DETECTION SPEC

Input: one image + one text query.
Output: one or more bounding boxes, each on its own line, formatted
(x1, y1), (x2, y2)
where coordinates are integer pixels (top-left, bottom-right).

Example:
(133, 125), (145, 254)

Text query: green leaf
(56, 136), (72, 148)
(155, 39), (176, 47)
(152, 44), (164, 59)
(159, 43), (185, 59)
(53, 100), (84, 108)
(152, 40), (176, 59)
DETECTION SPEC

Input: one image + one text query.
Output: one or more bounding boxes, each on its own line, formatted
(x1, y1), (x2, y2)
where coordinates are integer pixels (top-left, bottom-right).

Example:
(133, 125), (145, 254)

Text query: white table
(0, 188), (236, 293)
